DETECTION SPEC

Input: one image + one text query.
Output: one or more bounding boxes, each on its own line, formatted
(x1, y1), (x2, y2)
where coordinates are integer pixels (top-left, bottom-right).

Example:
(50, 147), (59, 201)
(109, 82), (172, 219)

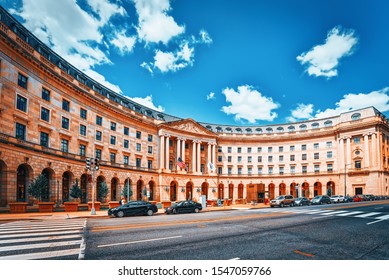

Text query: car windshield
(313, 196), (321, 199)
(275, 196), (284, 199)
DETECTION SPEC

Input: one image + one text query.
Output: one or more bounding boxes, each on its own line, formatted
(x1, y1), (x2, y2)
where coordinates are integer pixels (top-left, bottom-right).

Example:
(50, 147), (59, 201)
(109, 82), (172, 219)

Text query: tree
(27, 173), (49, 202)
(69, 178), (82, 201)
(121, 182), (133, 201)
(97, 181), (109, 202)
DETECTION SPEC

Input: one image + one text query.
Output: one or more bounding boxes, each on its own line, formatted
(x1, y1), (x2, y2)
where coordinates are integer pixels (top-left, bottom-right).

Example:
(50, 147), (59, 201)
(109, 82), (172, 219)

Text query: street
(85, 201), (389, 260)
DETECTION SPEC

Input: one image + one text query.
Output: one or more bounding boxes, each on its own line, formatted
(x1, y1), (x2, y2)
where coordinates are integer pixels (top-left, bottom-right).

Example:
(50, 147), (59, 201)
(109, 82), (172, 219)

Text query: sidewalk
(0, 203), (270, 221)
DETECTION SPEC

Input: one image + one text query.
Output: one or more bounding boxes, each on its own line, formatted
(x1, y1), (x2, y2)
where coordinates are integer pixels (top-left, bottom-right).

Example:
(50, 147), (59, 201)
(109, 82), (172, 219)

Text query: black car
(108, 201), (158, 217)
(311, 195), (331, 205)
(165, 200), (202, 214)
(294, 197), (311, 206)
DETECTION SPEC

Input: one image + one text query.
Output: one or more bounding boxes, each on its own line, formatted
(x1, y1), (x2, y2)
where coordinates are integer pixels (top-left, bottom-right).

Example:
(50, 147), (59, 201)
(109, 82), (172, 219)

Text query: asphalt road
(84, 201), (389, 260)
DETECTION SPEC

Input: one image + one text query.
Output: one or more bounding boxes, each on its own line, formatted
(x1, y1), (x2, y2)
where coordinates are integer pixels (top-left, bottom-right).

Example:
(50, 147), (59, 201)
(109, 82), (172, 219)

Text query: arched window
(266, 127), (273, 134)
(351, 113), (361, 120)
(299, 124), (307, 131)
(288, 126), (295, 132)
(324, 120), (332, 127)
(311, 122), (319, 129)
(277, 127), (284, 132)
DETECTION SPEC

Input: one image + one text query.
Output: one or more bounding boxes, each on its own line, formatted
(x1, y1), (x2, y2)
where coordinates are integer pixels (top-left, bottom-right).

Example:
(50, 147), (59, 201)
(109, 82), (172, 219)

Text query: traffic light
(86, 158), (91, 170)
(94, 158), (100, 171)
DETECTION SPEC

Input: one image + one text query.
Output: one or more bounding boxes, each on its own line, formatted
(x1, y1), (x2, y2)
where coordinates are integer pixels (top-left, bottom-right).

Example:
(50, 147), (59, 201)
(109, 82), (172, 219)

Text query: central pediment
(159, 118), (217, 137)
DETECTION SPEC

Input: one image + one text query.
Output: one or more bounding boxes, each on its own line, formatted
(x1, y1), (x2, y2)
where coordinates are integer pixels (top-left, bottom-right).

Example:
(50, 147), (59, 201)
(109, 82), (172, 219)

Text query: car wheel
(194, 208), (199, 213)
(280, 203), (284, 208)
(116, 210), (124, 218)
(172, 208), (177, 214)
(146, 209), (154, 216)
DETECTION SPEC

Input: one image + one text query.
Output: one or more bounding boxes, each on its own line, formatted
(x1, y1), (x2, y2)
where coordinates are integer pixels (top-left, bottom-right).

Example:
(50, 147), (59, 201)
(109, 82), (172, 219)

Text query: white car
(330, 195), (344, 203)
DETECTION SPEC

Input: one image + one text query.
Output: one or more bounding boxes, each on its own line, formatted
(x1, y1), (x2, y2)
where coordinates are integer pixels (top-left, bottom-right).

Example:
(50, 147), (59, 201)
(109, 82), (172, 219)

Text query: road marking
(374, 207), (384, 210)
(319, 210), (348, 216)
(0, 230), (82, 240)
(375, 214), (389, 220)
(353, 212), (382, 218)
(0, 248), (81, 260)
(305, 210), (334, 215)
(97, 235), (183, 248)
(0, 234), (82, 244)
(312, 216), (329, 219)
(229, 257), (240, 260)
(335, 211), (363, 217)
(0, 240), (81, 252)
(293, 250), (314, 257)
(367, 220), (386, 225)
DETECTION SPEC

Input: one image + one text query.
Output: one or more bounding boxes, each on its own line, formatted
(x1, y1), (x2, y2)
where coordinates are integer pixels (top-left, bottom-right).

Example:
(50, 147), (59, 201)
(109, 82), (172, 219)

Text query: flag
(177, 157), (186, 169)
(207, 161), (215, 172)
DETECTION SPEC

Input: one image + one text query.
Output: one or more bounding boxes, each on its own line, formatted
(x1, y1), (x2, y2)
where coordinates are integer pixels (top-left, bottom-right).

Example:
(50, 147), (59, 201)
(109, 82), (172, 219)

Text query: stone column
(364, 134), (370, 168)
(346, 137), (351, 166)
(339, 138), (344, 171)
(159, 135), (165, 170)
(212, 143), (216, 167)
(181, 139), (186, 171)
(372, 133), (377, 167)
(192, 140), (196, 173)
(165, 135), (170, 171)
(207, 143), (211, 173)
(197, 141), (201, 173)
(176, 138), (181, 171)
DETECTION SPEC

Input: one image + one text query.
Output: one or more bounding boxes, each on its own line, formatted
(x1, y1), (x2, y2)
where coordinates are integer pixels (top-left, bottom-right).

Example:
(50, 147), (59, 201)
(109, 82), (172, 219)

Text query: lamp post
(344, 163), (353, 197)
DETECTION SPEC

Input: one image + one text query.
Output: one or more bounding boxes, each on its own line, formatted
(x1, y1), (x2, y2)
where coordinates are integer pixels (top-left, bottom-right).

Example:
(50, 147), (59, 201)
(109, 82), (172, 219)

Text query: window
(268, 156), (273, 162)
(218, 167), (223, 175)
(228, 147), (232, 153)
(314, 153), (319, 160)
(258, 167), (263, 175)
(218, 146), (222, 152)
(61, 117), (69, 130)
(327, 151), (333, 159)
(248, 147), (252, 153)
(237, 156), (242, 163)
(228, 156), (232, 162)
(124, 139), (129, 149)
(237, 147), (242, 153)
(228, 167), (232, 175)
(61, 139), (69, 153)
(314, 164), (320, 173)
(16, 95), (27, 112)
(279, 146), (284, 152)
(302, 144), (307, 151)
(96, 130), (102, 141)
(327, 163), (333, 172)
(96, 115), (102, 126)
(257, 147), (262, 153)
(40, 107), (50, 122)
(326, 141), (332, 148)
(124, 155), (129, 165)
(355, 160), (361, 169)
(42, 88), (50, 102)
(80, 124), (86, 136)
(18, 73), (28, 89)
(124, 127), (129, 136)
(136, 143), (141, 152)
(238, 167), (242, 175)
(279, 155), (284, 162)
(201, 164), (205, 172)
(16, 123), (26, 140)
(279, 166), (284, 175)
(302, 166), (307, 174)
(290, 155), (295, 161)
(110, 135), (116, 145)
(79, 144), (86, 157)
(248, 167), (252, 175)
(62, 99), (70, 111)
(136, 131), (141, 139)
(354, 137), (361, 144)
(95, 149), (101, 160)
(290, 145), (295, 151)
(248, 156), (252, 163)
(136, 158), (141, 167)
(148, 160), (153, 169)
(111, 122), (116, 131)
(351, 113), (361, 121)
(290, 166), (296, 174)
(40, 132), (49, 147)
(218, 156), (223, 162)
(258, 156), (262, 163)
(200, 145), (204, 151)
(302, 154), (307, 160)
(148, 134), (153, 142)
(268, 147), (273, 153)
(148, 146), (153, 154)
(80, 108), (87, 119)
(268, 167), (273, 174)
(314, 143), (319, 150)
(110, 152), (116, 163)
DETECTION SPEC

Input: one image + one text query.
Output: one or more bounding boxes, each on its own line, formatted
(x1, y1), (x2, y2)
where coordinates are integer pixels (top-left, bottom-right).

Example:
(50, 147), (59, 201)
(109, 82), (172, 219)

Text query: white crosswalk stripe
(0, 219), (86, 260)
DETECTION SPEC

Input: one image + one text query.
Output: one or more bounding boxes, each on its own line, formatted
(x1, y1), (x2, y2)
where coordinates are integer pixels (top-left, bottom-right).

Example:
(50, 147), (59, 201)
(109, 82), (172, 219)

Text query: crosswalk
(0, 218), (86, 260)
(251, 207), (389, 221)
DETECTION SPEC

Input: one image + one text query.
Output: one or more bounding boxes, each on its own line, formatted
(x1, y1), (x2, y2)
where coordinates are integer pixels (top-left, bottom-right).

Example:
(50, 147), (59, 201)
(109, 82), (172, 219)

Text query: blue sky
(2, 0), (388, 125)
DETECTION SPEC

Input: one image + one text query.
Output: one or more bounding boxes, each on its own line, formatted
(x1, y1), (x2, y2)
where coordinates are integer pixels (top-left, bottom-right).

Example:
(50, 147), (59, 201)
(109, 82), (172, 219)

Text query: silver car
(270, 195), (295, 207)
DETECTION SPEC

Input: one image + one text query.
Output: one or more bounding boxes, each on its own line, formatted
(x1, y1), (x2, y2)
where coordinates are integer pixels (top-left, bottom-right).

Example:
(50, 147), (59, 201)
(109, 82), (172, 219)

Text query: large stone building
(0, 6), (388, 208)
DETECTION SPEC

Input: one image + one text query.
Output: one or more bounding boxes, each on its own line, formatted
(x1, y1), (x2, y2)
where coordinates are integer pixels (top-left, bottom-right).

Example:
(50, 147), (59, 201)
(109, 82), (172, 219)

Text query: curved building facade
(1, 6), (389, 208)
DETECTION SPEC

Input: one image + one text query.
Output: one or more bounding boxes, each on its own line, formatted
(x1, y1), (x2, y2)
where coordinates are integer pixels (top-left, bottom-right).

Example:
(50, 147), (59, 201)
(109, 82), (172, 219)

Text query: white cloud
(111, 30), (137, 55)
(143, 41), (194, 73)
(315, 87), (389, 118)
(297, 26), (358, 78)
(198, 29), (213, 44)
(287, 103), (314, 122)
(221, 85), (280, 123)
(129, 95), (165, 112)
(86, 0), (126, 23)
(133, 0), (185, 44)
(207, 92), (216, 100)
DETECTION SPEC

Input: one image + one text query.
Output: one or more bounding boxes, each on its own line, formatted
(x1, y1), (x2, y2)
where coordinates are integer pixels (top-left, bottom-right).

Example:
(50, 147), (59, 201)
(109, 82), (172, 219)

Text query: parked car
(311, 195), (331, 205)
(344, 195), (354, 202)
(364, 194), (375, 201)
(165, 200), (202, 214)
(270, 195), (295, 207)
(108, 201), (158, 217)
(353, 195), (364, 202)
(294, 197), (311, 206)
(330, 195), (344, 203)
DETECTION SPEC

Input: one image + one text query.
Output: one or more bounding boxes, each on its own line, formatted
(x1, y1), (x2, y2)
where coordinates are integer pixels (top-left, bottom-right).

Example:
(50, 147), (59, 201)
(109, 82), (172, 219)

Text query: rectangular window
(95, 149), (101, 160)
(80, 108), (87, 119)
(62, 99), (70, 112)
(326, 141), (332, 148)
(354, 137), (361, 144)
(258, 156), (262, 163)
(18, 73), (28, 89)
(96, 130), (102, 141)
(327, 151), (333, 159)
(355, 160), (361, 169)
(61, 117), (69, 130)
(237, 156), (242, 163)
(124, 127), (129, 136)
(218, 146), (222, 152)
(148, 134), (153, 142)
(290, 145), (295, 151)
(218, 167), (222, 175)
(302, 144), (307, 151)
(136, 158), (141, 167)
(302, 165), (307, 173)
(16, 94), (27, 112)
(124, 139), (129, 149)
(268, 167), (273, 174)
(258, 167), (263, 175)
(124, 155), (129, 165)
(279, 166), (284, 175)
(237, 147), (242, 153)
(218, 156), (223, 162)
(111, 121), (116, 131)
(314, 164), (320, 173)
(238, 167), (242, 175)
(314, 153), (319, 160)
(148, 146), (153, 154)
(327, 163), (333, 172)
(268, 156), (273, 162)
(228, 156), (232, 162)
(290, 155), (295, 161)
(61, 139), (69, 153)
(42, 88), (50, 102)
(257, 147), (262, 153)
(148, 160), (153, 169)
(248, 156), (252, 163)
(314, 143), (319, 150)
(290, 165), (296, 174)
(96, 115), (102, 126)
(15, 122), (26, 140)
(268, 147), (273, 153)
(248, 167), (252, 175)
(279, 155), (284, 162)
(136, 143), (141, 152)
(279, 146), (284, 152)
(247, 147), (252, 153)
(110, 135), (116, 145)
(201, 164), (205, 173)
(40, 107), (50, 122)
(228, 147), (232, 153)
(110, 152), (116, 163)
(136, 131), (141, 139)
(40, 132), (49, 147)
(79, 144), (86, 157)
(80, 124), (86, 136)
(228, 167), (232, 175)
(302, 154), (307, 160)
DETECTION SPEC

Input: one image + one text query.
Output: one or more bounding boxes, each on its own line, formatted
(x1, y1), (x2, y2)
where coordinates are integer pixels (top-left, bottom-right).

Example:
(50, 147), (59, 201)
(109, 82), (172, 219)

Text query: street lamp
(344, 163), (353, 197)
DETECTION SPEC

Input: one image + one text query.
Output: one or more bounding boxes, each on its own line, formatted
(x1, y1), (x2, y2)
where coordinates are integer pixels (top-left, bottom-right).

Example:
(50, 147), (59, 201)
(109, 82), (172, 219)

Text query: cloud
(133, 0), (185, 44)
(198, 29), (213, 44)
(221, 85), (280, 123)
(315, 87), (389, 118)
(207, 92), (216, 100)
(297, 26), (358, 78)
(142, 41), (194, 73)
(287, 103), (314, 122)
(129, 95), (165, 112)
(110, 30), (137, 55)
